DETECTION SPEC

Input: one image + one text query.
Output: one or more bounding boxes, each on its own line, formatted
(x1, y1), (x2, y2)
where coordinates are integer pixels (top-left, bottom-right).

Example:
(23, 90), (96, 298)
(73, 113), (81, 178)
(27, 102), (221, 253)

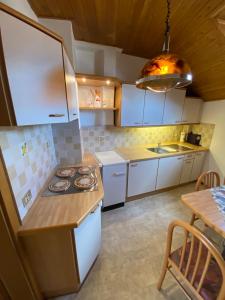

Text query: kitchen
(0, 0), (225, 300)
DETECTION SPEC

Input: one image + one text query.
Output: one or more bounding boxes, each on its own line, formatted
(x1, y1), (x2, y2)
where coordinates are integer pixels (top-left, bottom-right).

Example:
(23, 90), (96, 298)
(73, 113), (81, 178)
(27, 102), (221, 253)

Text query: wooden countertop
(181, 189), (225, 239)
(116, 142), (208, 162)
(18, 153), (104, 236)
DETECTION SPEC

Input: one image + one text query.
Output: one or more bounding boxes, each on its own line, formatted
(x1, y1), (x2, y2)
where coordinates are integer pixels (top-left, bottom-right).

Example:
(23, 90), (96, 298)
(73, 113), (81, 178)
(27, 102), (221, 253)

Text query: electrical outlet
(22, 190), (32, 208)
(21, 142), (28, 156)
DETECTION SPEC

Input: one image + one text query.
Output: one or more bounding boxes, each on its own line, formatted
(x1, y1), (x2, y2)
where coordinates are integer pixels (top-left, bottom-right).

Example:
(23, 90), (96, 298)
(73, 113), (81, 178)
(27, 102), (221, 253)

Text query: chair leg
(157, 261), (168, 290)
(190, 213), (196, 225)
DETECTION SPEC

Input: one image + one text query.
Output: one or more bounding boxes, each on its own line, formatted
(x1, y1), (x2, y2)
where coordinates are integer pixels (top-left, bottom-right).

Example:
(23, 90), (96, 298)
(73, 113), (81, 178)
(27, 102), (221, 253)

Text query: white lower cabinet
(127, 159), (159, 197)
(102, 164), (127, 207)
(74, 203), (101, 283)
(191, 152), (206, 181)
(156, 156), (184, 190)
(180, 154), (195, 184)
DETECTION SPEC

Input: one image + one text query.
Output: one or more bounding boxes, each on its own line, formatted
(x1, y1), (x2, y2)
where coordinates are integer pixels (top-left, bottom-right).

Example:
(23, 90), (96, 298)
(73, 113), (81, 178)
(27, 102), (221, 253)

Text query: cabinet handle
(113, 172), (126, 176)
(130, 163), (138, 167)
(49, 114), (65, 117)
(143, 122), (149, 125)
(177, 157), (183, 160)
(175, 120), (181, 123)
(185, 160), (193, 164)
(134, 122), (141, 124)
(90, 204), (99, 214)
(73, 113), (77, 116)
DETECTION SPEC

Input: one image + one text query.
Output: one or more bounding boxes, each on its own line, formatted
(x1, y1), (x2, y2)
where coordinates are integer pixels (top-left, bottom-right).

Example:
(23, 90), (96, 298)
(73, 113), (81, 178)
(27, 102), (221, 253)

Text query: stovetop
(42, 166), (98, 197)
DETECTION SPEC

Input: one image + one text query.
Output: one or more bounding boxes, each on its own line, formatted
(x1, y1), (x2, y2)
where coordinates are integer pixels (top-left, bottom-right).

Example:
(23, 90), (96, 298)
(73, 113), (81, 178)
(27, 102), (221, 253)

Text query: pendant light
(136, 0), (192, 92)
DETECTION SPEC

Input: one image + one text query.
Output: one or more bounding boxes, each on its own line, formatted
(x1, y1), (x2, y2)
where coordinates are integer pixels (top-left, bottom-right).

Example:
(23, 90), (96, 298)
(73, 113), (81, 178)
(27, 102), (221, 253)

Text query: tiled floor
(50, 184), (209, 300)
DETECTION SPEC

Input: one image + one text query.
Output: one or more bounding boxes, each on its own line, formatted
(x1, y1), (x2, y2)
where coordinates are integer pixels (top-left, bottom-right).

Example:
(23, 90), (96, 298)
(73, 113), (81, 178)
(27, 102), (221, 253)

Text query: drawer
(102, 164), (127, 207)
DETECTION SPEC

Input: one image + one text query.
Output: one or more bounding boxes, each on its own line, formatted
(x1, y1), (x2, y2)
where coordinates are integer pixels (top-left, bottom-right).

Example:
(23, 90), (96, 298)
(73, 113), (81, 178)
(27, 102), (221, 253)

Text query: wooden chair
(190, 171), (221, 225)
(158, 220), (225, 300)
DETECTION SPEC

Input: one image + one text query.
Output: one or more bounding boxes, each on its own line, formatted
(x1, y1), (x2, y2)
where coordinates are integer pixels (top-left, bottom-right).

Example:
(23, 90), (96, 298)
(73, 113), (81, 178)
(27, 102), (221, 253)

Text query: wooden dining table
(181, 188), (225, 238)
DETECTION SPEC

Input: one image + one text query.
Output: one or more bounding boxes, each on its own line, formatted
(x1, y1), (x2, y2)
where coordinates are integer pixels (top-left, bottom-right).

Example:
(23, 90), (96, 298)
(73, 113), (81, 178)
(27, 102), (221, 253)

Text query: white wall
(1, 0), (38, 21)
(201, 100), (225, 179)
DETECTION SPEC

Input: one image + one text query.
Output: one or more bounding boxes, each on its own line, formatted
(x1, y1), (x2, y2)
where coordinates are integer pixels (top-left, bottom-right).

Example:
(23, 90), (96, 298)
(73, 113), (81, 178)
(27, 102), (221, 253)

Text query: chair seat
(170, 240), (223, 300)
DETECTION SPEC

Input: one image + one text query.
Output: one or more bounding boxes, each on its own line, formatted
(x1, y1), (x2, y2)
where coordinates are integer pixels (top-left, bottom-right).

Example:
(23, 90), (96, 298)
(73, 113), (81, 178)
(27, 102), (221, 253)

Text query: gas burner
(48, 180), (71, 193)
(56, 167), (76, 178)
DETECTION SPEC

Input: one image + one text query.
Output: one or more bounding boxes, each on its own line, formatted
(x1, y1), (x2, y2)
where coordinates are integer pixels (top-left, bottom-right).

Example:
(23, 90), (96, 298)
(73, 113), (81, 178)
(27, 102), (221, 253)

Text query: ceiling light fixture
(106, 80), (111, 85)
(136, 0), (192, 92)
(82, 77), (86, 83)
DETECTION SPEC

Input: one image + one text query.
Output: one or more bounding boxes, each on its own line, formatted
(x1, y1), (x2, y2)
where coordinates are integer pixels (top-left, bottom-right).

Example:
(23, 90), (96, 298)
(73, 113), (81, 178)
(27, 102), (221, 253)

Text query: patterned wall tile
(0, 125), (57, 219)
(52, 119), (83, 165)
(80, 123), (214, 153)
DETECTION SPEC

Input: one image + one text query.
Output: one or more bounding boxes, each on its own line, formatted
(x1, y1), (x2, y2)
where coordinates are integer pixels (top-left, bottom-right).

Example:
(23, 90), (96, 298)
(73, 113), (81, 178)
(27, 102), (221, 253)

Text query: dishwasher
(95, 151), (128, 211)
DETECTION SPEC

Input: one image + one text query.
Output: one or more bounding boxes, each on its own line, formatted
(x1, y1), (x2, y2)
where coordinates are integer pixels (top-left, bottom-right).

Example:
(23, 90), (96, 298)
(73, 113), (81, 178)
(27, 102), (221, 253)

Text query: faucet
(157, 142), (161, 148)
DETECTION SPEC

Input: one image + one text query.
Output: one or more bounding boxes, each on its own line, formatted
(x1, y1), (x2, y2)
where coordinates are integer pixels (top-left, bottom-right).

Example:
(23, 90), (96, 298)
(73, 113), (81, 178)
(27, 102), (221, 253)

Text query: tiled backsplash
(52, 119), (83, 165)
(81, 123), (215, 153)
(0, 120), (83, 220)
(0, 125), (57, 219)
(0, 120), (214, 220)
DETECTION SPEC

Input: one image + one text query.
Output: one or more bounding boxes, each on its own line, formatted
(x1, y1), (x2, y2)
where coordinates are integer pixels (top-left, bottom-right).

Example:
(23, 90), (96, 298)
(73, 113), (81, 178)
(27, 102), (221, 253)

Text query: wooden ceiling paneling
(28, 0), (225, 101)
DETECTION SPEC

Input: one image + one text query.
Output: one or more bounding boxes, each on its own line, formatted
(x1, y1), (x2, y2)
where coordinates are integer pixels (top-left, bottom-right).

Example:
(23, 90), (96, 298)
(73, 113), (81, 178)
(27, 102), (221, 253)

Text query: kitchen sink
(147, 144), (193, 154)
(164, 144), (193, 151)
(147, 147), (170, 154)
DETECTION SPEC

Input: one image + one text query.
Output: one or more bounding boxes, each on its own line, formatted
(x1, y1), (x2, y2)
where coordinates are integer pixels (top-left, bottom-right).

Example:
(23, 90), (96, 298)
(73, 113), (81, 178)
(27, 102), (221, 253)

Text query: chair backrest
(195, 171), (220, 191)
(167, 220), (225, 300)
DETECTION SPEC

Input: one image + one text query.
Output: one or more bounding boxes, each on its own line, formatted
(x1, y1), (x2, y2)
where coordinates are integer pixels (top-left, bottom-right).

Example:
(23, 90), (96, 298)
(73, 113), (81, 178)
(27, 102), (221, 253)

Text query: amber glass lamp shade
(136, 52), (192, 92)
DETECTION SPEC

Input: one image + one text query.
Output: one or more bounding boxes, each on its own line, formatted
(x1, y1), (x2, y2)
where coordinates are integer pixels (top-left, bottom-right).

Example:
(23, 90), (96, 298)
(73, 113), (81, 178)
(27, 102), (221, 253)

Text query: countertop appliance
(95, 151), (128, 211)
(42, 166), (98, 197)
(186, 132), (201, 146)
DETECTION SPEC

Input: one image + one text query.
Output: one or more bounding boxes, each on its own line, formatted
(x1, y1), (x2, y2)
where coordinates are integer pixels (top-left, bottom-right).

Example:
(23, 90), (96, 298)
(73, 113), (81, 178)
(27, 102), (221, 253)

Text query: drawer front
(156, 156), (184, 190)
(102, 164), (127, 207)
(180, 159), (194, 184)
(74, 204), (101, 283)
(127, 159), (159, 197)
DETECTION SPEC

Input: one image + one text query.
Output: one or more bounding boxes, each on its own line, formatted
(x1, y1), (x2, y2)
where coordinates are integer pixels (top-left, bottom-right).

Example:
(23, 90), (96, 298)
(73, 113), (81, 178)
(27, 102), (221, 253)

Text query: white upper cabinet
(120, 84), (145, 126)
(181, 97), (203, 124)
(0, 10), (69, 125)
(62, 48), (78, 122)
(143, 91), (166, 126)
(162, 89), (186, 125)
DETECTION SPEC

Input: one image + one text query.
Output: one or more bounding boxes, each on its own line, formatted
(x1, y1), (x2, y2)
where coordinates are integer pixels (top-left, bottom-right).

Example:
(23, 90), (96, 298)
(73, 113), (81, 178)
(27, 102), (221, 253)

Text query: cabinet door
(127, 159), (159, 197)
(191, 152), (206, 181)
(74, 204), (101, 283)
(163, 89), (186, 125)
(182, 97), (202, 124)
(102, 164), (127, 207)
(0, 11), (68, 125)
(121, 84), (145, 126)
(180, 156), (195, 184)
(156, 156), (184, 189)
(63, 48), (78, 121)
(143, 91), (165, 125)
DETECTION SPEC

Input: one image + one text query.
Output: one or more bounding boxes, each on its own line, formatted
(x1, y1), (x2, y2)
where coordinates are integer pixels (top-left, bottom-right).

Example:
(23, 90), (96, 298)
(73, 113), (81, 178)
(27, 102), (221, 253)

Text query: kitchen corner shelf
(79, 107), (117, 111)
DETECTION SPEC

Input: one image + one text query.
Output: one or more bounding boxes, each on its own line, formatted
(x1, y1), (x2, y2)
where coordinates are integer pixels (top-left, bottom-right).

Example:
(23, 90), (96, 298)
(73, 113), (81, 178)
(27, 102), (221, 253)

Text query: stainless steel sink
(164, 144), (192, 152)
(147, 144), (193, 154)
(146, 147), (170, 154)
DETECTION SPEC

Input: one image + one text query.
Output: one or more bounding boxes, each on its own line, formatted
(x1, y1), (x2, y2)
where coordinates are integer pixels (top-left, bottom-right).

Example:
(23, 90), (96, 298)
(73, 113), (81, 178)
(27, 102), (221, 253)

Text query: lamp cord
(165, 0), (171, 36)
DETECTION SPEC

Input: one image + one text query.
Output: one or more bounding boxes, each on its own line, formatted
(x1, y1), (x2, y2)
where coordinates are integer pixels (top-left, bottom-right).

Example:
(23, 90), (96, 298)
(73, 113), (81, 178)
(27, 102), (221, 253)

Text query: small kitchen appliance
(186, 132), (201, 146)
